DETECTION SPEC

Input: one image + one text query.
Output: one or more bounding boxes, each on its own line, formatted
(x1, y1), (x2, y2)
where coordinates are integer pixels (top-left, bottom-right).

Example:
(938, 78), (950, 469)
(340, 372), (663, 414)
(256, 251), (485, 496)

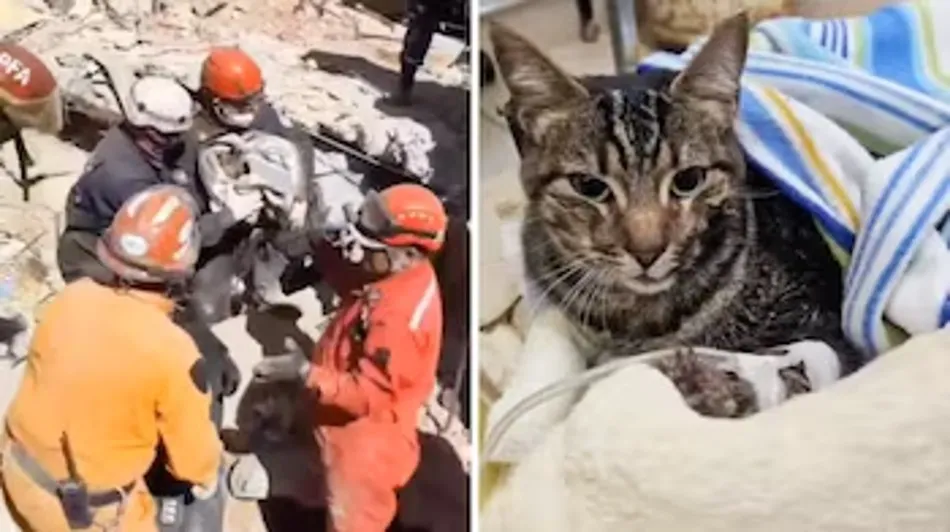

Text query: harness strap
(9, 441), (135, 507)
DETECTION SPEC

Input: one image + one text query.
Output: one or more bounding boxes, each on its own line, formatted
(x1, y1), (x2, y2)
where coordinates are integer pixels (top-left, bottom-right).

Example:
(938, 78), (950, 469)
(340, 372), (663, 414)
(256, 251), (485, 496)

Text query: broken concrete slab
(0, 129), (88, 211)
(0, 0), (47, 36)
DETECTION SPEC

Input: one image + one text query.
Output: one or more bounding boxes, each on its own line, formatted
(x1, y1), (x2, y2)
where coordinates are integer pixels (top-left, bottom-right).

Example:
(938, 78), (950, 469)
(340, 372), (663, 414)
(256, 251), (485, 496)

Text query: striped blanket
(639, 0), (950, 359)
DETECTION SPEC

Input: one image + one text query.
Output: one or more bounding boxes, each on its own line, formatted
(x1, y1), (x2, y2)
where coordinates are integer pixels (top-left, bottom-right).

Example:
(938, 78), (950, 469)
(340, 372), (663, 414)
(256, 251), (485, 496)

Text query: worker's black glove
(218, 351), (242, 397)
(176, 315), (242, 398)
(252, 339), (311, 384)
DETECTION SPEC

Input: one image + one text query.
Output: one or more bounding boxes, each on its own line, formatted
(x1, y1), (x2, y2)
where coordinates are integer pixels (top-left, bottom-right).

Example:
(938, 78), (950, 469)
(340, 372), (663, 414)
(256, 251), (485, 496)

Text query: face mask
(213, 98), (260, 129)
(330, 224), (366, 265)
(134, 127), (185, 165)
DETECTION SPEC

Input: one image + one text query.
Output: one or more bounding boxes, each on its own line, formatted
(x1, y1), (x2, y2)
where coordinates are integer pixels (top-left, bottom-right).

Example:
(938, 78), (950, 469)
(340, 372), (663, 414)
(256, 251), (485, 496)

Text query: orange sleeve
(155, 338), (222, 488)
(306, 317), (426, 418)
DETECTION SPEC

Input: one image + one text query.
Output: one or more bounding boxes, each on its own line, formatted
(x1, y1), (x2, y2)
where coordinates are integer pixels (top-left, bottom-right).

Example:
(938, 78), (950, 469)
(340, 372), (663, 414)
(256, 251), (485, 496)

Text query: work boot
(580, 20), (601, 43)
(388, 64), (417, 107)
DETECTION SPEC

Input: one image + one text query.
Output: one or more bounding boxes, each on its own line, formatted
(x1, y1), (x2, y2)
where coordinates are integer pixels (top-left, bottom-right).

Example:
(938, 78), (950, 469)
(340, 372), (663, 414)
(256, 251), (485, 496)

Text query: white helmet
(125, 76), (194, 134)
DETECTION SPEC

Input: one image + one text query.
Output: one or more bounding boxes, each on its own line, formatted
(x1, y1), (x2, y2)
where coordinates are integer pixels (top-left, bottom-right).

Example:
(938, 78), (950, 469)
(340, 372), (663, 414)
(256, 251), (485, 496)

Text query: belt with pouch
(9, 440), (135, 507)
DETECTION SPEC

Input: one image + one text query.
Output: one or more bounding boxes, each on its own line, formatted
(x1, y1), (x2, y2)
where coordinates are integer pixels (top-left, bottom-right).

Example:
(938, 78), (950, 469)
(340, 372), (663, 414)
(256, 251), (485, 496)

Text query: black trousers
(57, 230), (230, 532)
(576, 0), (593, 24)
(400, 0), (466, 92)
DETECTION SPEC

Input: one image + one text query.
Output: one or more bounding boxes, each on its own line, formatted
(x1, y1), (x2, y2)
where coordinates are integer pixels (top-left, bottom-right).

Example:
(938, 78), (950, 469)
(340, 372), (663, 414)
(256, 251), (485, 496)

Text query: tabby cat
(490, 13), (862, 415)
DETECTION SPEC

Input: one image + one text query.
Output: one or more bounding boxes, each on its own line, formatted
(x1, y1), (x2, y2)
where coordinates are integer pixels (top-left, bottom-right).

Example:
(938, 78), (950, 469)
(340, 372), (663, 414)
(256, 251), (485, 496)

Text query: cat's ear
(489, 22), (588, 142)
(670, 12), (750, 107)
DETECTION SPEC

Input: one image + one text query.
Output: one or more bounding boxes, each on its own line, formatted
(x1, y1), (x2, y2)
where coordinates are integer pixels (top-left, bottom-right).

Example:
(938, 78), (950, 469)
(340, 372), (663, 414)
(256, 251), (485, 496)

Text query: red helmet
(352, 183), (448, 254)
(0, 42), (63, 135)
(200, 46), (264, 128)
(201, 46), (263, 101)
(97, 185), (201, 284)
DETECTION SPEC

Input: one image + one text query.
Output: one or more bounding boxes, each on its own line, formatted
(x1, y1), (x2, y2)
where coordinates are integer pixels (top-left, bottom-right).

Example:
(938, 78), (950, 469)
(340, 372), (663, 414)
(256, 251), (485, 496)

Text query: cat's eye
(568, 175), (612, 202)
(670, 167), (707, 198)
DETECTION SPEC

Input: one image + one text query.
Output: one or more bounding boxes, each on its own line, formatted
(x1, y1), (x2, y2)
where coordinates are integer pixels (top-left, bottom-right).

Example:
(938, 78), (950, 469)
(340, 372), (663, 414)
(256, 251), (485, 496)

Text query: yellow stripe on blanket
(760, 88), (861, 235)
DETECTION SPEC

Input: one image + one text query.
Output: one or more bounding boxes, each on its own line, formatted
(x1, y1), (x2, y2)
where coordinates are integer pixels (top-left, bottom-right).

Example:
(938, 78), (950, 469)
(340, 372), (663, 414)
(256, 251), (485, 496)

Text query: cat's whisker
(733, 187), (782, 200)
(593, 270), (617, 330)
(559, 269), (598, 323)
(576, 269), (607, 329)
(525, 259), (590, 320)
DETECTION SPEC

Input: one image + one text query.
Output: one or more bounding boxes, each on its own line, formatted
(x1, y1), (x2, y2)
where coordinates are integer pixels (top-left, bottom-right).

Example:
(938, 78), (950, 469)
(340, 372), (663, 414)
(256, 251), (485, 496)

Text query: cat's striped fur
(491, 14), (862, 382)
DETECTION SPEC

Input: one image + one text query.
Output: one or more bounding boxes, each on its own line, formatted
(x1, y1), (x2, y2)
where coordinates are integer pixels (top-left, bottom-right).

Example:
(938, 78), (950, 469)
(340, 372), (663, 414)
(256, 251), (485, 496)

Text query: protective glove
(225, 188), (265, 225)
(190, 474), (219, 501)
(218, 350), (242, 397)
(288, 199), (307, 231)
(252, 338), (311, 384)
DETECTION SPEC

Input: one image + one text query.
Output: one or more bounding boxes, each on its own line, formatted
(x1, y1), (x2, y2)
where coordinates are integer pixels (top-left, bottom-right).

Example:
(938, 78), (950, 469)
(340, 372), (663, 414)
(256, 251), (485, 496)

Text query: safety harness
(7, 436), (135, 529)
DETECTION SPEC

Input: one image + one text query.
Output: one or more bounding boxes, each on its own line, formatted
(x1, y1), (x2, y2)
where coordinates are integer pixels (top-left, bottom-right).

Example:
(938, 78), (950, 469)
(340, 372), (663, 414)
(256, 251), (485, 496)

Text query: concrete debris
(11, 0), (468, 187)
(0, 203), (63, 359)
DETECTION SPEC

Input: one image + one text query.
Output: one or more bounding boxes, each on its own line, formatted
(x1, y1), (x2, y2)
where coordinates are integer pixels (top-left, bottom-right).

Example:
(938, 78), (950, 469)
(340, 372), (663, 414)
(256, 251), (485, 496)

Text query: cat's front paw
(651, 348), (759, 418)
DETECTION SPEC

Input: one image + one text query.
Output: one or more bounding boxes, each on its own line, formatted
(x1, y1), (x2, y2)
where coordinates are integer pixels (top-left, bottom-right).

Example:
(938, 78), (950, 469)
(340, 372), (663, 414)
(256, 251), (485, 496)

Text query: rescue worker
(244, 183), (447, 532)
(57, 74), (253, 394)
(57, 74), (263, 286)
(576, 0), (600, 43)
(0, 41), (64, 201)
(393, 0), (467, 106)
(192, 46), (292, 141)
(55, 76), (249, 531)
(192, 45), (316, 312)
(1, 185), (223, 532)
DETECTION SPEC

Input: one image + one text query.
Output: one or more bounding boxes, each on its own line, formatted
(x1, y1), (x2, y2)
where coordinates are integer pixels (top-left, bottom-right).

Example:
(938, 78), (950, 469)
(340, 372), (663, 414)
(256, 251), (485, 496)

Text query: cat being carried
(489, 13), (862, 417)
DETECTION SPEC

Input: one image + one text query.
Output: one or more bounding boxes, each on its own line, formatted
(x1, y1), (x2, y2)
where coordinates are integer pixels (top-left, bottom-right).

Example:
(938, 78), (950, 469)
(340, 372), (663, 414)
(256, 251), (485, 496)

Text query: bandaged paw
(190, 475), (219, 500)
(676, 341), (842, 411)
(227, 454), (270, 501)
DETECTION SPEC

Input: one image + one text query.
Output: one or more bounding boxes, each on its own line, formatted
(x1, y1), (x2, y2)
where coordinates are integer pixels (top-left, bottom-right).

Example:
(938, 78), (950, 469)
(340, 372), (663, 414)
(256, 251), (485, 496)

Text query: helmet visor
(355, 189), (440, 241)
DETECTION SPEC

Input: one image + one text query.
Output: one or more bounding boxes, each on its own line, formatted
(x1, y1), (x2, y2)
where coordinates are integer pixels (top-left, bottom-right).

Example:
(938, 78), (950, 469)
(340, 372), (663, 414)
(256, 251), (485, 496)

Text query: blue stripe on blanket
(868, 6), (928, 95)
(858, 137), (950, 353)
(743, 52), (950, 126)
(863, 173), (950, 350)
(738, 92), (856, 251)
(640, 50), (950, 133)
(843, 143), (927, 297)
(745, 67), (935, 131)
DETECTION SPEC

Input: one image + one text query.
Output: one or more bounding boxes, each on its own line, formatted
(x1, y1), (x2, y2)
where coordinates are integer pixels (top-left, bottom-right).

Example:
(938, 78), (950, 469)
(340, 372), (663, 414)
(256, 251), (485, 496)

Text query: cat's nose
(631, 248), (662, 268)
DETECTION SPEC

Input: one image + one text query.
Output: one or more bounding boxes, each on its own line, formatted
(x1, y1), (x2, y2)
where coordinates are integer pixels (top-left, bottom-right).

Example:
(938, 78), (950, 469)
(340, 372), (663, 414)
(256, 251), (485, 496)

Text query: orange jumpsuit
(306, 255), (442, 532)
(1, 279), (222, 532)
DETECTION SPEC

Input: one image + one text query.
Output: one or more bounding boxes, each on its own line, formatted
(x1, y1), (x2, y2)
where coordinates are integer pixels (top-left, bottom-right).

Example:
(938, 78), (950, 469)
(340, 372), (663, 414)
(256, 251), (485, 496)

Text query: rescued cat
(489, 13), (862, 416)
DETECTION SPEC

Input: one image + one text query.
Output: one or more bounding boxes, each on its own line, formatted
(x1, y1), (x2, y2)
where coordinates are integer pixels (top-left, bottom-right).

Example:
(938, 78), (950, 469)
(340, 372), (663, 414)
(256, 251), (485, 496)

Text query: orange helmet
(352, 183), (448, 254)
(97, 185), (201, 284)
(200, 47), (264, 102)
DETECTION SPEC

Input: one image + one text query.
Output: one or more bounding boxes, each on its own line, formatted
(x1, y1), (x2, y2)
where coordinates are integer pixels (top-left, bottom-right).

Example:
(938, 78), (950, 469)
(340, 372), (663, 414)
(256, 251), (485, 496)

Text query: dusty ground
(0, 0), (470, 530)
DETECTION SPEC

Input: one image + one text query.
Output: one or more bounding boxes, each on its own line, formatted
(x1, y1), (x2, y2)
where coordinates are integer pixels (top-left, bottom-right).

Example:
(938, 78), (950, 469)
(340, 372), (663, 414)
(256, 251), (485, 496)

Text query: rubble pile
(8, 0), (468, 184)
(0, 202), (62, 326)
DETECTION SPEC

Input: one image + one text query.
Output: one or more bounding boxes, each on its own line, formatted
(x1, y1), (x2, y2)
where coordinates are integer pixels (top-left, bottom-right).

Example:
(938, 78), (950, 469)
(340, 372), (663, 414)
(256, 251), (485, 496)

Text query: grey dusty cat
(489, 13), (862, 417)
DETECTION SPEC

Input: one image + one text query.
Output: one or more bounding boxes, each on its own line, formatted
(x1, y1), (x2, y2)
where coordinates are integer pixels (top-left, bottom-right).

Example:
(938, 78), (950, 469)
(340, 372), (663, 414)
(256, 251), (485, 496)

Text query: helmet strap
(380, 246), (423, 275)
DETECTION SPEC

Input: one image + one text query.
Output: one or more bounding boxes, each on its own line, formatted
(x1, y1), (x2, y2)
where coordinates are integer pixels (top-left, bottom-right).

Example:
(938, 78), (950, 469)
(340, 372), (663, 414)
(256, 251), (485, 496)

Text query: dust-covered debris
(11, 0), (468, 188)
(0, 202), (63, 339)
